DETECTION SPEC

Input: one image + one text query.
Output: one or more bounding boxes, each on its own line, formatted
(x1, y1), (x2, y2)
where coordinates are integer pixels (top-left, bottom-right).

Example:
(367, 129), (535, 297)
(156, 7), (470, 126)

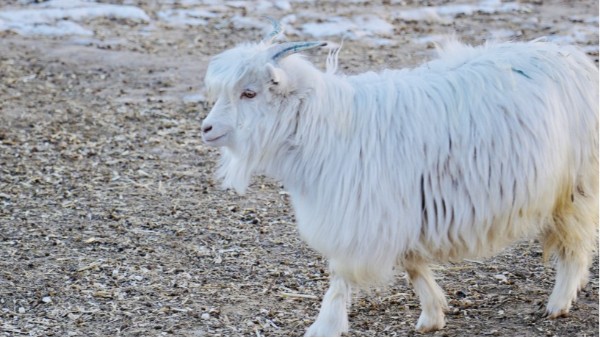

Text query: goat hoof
(545, 308), (569, 319)
(305, 319), (348, 337)
(304, 325), (342, 337)
(545, 295), (573, 319)
(415, 311), (445, 333)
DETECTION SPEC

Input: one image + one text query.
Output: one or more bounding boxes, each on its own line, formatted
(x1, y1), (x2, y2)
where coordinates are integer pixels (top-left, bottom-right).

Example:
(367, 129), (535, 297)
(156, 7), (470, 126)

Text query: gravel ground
(0, 0), (598, 336)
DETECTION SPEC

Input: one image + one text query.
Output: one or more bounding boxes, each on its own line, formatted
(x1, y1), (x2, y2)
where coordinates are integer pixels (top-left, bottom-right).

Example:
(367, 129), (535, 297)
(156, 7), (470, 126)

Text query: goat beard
(217, 147), (259, 195)
(215, 117), (299, 195)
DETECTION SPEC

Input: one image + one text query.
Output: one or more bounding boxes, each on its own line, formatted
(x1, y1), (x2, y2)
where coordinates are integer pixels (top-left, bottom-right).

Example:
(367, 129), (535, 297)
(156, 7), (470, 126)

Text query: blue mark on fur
(511, 67), (532, 79)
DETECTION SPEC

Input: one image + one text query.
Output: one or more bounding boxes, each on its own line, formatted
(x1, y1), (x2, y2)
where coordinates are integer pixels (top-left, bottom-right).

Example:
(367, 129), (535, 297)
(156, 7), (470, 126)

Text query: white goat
(201, 21), (599, 335)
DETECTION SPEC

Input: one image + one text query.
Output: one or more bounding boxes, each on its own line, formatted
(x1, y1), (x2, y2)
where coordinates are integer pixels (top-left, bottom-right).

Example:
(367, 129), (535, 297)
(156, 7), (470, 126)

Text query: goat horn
(270, 41), (328, 61)
(262, 16), (282, 44)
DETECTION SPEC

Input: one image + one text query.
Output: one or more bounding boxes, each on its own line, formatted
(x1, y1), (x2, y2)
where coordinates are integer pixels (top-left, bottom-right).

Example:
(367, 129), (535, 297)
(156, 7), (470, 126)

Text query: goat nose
(202, 124), (213, 134)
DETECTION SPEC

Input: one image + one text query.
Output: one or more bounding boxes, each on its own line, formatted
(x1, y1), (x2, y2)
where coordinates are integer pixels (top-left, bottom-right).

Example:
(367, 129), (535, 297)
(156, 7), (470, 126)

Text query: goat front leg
(305, 272), (351, 337)
(405, 260), (447, 333)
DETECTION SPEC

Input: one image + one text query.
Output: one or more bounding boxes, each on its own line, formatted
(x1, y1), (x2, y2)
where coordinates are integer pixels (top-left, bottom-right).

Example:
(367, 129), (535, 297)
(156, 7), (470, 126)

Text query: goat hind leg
(543, 189), (597, 318)
(543, 229), (595, 318)
(545, 254), (590, 318)
(405, 262), (447, 333)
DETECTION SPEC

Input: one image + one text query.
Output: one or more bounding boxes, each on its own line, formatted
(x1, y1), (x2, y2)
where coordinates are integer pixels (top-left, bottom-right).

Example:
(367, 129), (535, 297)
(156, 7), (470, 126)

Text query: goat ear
(266, 63), (288, 90)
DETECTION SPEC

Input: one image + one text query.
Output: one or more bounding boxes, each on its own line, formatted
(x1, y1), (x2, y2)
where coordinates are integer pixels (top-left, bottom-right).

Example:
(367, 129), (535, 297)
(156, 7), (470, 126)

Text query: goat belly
(291, 191), (403, 285)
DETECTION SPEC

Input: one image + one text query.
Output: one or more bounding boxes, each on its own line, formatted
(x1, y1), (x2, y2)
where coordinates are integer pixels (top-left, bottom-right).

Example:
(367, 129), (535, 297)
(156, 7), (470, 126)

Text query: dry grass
(0, 0), (598, 336)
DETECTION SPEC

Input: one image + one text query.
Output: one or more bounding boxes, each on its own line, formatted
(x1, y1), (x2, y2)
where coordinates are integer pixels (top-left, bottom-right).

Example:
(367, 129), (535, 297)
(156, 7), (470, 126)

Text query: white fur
(305, 275), (350, 336)
(202, 37), (599, 335)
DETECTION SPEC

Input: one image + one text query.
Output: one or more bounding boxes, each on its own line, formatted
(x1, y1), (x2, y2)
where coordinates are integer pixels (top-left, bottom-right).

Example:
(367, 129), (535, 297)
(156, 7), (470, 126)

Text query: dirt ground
(0, 0), (598, 336)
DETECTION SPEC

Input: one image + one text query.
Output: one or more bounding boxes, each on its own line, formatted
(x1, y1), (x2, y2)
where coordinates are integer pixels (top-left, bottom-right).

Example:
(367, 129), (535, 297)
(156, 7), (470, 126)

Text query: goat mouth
(204, 133), (228, 144)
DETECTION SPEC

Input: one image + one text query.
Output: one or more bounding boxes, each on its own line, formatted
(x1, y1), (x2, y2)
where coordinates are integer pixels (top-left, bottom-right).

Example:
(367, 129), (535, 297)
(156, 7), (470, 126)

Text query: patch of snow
(226, 1), (251, 9)
(367, 38), (396, 47)
(68, 37), (101, 46)
(568, 25), (597, 43)
(394, 0), (530, 23)
(156, 0), (228, 4)
(581, 45), (599, 54)
(277, 14), (302, 37)
(157, 9), (218, 27)
(27, 0), (149, 22)
(274, 0), (292, 11)
(231, 15), (267, 30)
(488, 29), (518, 40)
(302, 15), (393, 40)
(302, 17), (355, 38)
(413, 34), (447, 45)
(281, 14), (298, 25)
(1, 20), (93, 36)
(183, 93), (206, 104)
(0, 0), (150, 36)
(224, 0), (282, 11)
(354, 15), (394, 36)
(546, 25), (598, 45)
(395, 8), (446, 24)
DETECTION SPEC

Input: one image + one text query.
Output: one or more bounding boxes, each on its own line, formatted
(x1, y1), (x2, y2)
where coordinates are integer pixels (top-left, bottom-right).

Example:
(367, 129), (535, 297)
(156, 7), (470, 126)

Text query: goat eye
(241, 90), (256, 99)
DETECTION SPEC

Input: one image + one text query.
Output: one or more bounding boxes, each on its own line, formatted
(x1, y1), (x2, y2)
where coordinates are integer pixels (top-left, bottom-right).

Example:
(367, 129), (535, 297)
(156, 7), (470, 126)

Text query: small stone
(460, 299), (474, 307)
(42, 296), (52, 303)
(18, 307), (25, 313)
(494, 274), (508, 283)
(201, 313), (210, 320)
